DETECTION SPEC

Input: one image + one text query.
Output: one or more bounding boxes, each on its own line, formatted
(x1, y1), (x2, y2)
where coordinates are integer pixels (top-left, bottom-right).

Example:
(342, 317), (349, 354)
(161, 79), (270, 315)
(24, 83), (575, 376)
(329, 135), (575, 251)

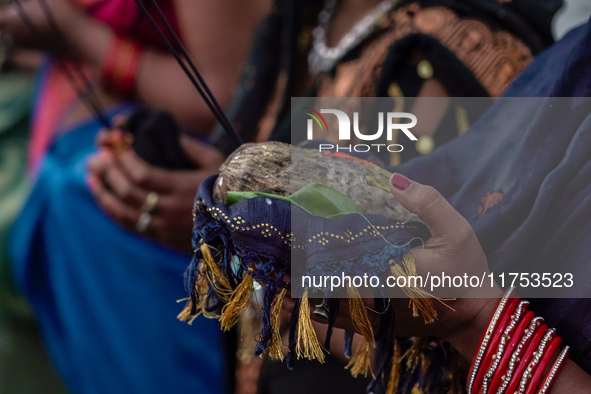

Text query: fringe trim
(177, 242), (233, 323)
(346, 286), (376, 347)
(295, 290), (326, 363)
(346, 340), (374, 378)
(176, 300), (195, 324)
(269, 288), (287, 361)
(220, 274), (254, 331)
(346, 286), (376, 378)
(402, 337), (428, 372)
(200, 243), (232, 303)
(177, 260), (209, 323)
(386, 339), (401, 394)
(390, 252), (438, 324)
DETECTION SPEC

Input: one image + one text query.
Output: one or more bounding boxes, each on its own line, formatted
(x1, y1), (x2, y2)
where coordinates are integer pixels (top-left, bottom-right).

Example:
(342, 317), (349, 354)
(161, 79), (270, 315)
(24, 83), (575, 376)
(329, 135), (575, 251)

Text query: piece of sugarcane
(214, 141), (419, 222)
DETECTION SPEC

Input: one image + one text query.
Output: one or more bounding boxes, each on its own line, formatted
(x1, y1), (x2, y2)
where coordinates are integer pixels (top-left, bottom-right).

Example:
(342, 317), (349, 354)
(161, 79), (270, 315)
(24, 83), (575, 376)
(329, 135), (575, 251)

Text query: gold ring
(141, 192), (159, 213)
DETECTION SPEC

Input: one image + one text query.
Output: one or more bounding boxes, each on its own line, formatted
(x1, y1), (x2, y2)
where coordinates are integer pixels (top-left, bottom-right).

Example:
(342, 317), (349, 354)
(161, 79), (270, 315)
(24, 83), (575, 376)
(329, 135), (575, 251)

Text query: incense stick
(132, 0), (243, 149)
(13, 0), (112, 129)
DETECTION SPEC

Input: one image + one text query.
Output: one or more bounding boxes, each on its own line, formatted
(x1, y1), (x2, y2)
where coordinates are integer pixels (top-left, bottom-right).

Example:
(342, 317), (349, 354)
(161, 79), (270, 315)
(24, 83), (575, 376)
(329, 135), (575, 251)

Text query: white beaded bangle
(497, 317), (544, 394)
(518, 328), (556, 393)
(537, 346), (570, 394)
(482, 300), (530, 393)
(467, 287), (516, 393)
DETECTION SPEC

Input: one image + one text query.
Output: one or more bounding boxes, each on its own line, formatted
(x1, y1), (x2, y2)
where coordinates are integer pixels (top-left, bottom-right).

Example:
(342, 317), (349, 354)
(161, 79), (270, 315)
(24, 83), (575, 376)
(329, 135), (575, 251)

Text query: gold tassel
(295, 290), (326, 363)
(386, 339), (401, 394)
(347, 286), (376, 347)
(402, 337), (428, 372)
(345, 287), (375, 379)
(177, 298), (204, 324)
(269, 288), (287, 361)
(177, 262), (210, 323)
(200, 243), (233, 302)
(346, 339), (373, 378)
(177, 301), (193, 322)
(390, 252), (438, 324)
(220, 274), (254, 331)
(178, 242), (229, 323)
(177, 293), (206, 324)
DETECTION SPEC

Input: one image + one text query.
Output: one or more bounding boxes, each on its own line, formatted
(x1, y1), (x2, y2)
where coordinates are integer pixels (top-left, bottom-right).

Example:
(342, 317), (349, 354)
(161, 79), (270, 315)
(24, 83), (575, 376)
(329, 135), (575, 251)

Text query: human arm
(304, 173), (591, 392)
(387, 174), (590, 392)
(0, 0), (269, 129)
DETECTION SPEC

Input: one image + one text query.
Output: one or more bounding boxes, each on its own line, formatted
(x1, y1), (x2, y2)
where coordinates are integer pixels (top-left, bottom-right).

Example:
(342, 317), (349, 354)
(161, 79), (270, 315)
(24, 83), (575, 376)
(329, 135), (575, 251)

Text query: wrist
(100, 35), (143, 96)
(445, 293), (502, 361)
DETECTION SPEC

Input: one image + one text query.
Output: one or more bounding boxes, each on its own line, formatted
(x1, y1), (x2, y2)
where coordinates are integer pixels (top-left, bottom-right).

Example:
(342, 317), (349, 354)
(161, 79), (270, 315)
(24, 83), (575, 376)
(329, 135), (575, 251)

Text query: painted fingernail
(391, 173), (411, 191)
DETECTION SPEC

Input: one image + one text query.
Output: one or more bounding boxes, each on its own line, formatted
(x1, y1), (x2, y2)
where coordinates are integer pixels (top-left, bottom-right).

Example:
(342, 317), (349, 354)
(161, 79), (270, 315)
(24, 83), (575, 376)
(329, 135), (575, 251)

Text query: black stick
(132, 0), (242, 148)
(36, 0), (109, 127)
(13, 0), (111, 129)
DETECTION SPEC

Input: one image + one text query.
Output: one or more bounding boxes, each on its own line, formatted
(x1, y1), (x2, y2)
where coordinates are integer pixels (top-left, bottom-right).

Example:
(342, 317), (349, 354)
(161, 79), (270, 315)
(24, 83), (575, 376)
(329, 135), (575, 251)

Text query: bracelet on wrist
(101, 35), (143, 97)
(496, 315), (543, 394)
(474, 297), (520, 390)
(467, 287), (516, 393)
(467, 288), (570, 394)
(486, 307), (533, 393)
(537, 346), (570, 394)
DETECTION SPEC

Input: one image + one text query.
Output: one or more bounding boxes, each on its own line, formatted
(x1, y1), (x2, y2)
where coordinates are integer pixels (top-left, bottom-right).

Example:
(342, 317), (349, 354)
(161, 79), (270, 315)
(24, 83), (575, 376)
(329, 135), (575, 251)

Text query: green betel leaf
(289, 183), (363, 219)
(226, 191), (292, 206)
(226, 184), (363, 219)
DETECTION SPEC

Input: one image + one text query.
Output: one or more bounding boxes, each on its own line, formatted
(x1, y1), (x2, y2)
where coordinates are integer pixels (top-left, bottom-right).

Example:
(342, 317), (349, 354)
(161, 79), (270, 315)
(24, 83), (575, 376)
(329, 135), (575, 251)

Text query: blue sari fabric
(9, 110), (224, 394)
(395, 20), (591, 372)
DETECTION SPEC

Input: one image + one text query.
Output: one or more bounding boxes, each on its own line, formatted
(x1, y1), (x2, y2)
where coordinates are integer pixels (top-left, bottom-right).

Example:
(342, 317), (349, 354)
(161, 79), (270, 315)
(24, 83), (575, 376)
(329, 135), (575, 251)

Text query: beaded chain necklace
(308, 0), (399, 74)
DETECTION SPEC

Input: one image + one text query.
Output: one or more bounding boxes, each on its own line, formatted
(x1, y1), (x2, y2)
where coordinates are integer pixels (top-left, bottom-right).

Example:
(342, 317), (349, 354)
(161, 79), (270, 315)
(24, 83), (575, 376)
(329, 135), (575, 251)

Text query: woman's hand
(302, 173), (502, 346)
(87, 130), (225, 252)
(388, 174), (502, 347)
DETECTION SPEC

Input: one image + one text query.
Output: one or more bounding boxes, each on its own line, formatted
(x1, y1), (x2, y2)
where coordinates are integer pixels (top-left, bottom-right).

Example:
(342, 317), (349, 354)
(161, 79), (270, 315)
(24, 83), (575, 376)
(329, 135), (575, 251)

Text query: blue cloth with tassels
(9, 108), (225, 394)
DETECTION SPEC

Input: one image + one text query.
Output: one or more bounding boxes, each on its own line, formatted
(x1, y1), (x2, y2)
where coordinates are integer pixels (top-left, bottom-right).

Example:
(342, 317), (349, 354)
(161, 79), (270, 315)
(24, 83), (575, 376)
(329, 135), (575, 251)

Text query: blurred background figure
(1, 0), (268, 392)
(0, 31), (66, 392)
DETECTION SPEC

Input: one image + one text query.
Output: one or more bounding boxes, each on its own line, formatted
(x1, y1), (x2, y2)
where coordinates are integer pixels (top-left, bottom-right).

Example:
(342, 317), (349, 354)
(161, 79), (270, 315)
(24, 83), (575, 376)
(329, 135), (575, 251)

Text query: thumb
(388, 173), (467, 238)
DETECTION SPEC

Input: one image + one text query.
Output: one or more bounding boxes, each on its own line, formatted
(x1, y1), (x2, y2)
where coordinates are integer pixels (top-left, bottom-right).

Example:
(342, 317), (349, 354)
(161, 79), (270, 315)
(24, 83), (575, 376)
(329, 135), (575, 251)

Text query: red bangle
(482, 301), (530, 393)
(536, 346), (570, 394)
(488, 310), (535, 393)
(473, 297), (520, 391)
(525, 336), (563, 394)
(518, 328), (556, 393)
(101, 35), (143, 96)
(467, 288), (516, 393)
(505, 323), (549, 393)
(497, 316), (544, 394)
